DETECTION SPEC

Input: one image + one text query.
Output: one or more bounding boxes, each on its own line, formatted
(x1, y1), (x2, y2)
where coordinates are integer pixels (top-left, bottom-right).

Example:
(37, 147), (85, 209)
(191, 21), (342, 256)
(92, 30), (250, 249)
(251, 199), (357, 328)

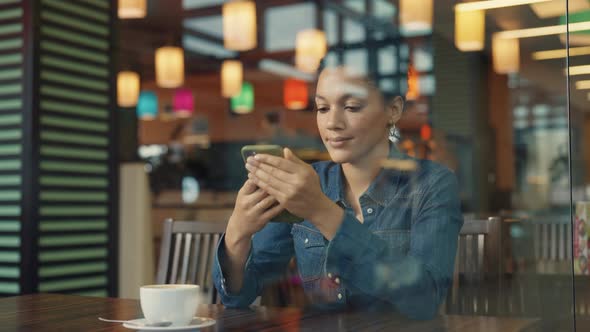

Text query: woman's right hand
(225, 179), (283, 248)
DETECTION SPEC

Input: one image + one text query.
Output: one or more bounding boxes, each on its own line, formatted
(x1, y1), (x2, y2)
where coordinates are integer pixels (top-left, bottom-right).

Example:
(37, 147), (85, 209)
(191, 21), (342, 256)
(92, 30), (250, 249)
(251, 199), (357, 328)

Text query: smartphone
(241, 145), (304, 223)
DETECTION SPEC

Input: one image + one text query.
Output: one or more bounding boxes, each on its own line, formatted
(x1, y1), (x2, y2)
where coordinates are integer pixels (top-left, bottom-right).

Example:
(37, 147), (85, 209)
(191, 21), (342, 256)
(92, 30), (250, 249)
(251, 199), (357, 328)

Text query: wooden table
(0, 293), (541, 331)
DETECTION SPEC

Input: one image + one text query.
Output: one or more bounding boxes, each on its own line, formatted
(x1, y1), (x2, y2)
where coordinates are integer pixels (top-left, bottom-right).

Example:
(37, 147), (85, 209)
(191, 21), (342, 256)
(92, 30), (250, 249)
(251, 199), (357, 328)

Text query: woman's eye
(316, 107), (329, 113)
(344, 105), (361, 112)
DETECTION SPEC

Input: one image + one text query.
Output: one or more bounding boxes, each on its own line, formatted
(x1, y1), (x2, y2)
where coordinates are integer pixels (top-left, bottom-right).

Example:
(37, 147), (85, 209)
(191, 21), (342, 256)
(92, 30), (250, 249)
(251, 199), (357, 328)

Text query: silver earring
(388, 125), (398, 142)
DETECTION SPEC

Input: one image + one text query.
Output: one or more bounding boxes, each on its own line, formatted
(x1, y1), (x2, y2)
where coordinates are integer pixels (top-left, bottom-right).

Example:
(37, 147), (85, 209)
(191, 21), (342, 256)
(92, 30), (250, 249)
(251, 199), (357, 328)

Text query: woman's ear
(386, 96), (404, 123)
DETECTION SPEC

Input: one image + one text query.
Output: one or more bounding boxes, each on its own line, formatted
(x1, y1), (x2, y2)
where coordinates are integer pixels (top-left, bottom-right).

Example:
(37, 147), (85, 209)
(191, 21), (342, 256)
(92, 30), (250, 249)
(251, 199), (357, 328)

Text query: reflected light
(567, 65), (590, 76)
(454, 9), (485, 51)
(530, 0), (589, 18)
(532, 46), (590, 60)
(495, 21), (590, 39)
(576, 80), (590, 90)
(118, 0), (146, 19)
(456, 0), (549, 11)
(492, 35), (519, 74)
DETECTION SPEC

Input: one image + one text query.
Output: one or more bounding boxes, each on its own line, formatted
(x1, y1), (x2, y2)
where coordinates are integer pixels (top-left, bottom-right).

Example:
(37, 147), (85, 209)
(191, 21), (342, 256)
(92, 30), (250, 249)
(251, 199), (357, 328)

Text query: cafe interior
(2, 0), (590, 330)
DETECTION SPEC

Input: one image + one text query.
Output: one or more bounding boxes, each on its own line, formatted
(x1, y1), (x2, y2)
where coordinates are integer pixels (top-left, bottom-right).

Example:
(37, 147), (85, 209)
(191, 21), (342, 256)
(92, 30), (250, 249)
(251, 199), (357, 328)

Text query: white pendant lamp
(295, 29), (327, 74)
(117, 71), (140, 107)
(221, 60), (243, 98)
(118, 0), (146, 19)
(223, 0), (257, 51)
(155, 46), (184, 88)
(400, 0), (433, 34)
(493, 35), (520, 74)
(455, 9), (485, 51)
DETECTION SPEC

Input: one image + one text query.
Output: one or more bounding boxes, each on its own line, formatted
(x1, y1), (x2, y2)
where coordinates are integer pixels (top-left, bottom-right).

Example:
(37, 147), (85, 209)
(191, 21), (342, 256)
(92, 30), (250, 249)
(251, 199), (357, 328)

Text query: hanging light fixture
(454, 9), (485, 51)
(223, 0), (257, 51)
(231, 82), (254, 114)
(295, 29), (327, 74)
(492, 35), (520, 74)
(155, 46), (184, 88)
(283, 79), (308, 110)
(400, 0), (433, 35)
(173, 88), (194, 118)
(117, 71), (140, 107)
(221, 60), (243, 98)
(118, 0), (146, 19)
(137, 91), (158, 120)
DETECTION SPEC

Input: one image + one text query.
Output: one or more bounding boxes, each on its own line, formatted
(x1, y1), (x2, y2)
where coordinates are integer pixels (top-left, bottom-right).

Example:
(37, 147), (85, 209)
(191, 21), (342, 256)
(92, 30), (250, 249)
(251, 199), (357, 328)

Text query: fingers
(240, 179), (258, 195)
(252, 153), (298, 173)
(252, 194), (277, 213)
(260, 203), (285, 222)
(243, 188), (268, 207)
(246, 158), (295, 186)
(283, 147), (305, 165)
(249, 172), (285, 201)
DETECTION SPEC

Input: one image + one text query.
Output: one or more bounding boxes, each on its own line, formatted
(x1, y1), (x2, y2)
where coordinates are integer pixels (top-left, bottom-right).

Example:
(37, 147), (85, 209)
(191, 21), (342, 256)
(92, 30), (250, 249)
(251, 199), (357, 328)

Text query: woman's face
(315, 68), (400, 165)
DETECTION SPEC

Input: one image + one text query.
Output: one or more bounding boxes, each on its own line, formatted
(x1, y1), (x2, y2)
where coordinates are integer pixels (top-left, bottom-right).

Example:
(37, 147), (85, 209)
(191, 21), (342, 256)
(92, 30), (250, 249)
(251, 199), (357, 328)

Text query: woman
(212, 65), (463, 320)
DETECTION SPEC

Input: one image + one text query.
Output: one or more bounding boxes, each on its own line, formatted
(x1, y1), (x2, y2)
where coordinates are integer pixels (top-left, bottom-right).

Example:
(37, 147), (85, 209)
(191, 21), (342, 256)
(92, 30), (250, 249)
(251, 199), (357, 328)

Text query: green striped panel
(0, 84), (21, 96)
(39, 248), (107, 262)
(42, 0), (109, 23)
(0, 282), (19, 294)
(0, 53), (22, 66)
(41, 11), (108, 36)
(78, 0), (110, 9)
(0, 206), (20, 216)
(41, 115), (107, 132)
(0, 251), (19, 263)
(0, 145), (21, 155)
(0, 129), (21, 140)
(41, 56), (107, 78)
(0, 98), (21, 110)
(40, 220), (107, 231)
(41, 41), (108, 64)
(41, 26), (108, 50)
(41, 70), (108, 91)
(41, 100), (108, 119)
(75, 288), (107, 297)
(0, 191), (20, 201)
(40, 205), (108, 217)
(0, 221), (19, 231)
(40, 161), (107, 174)
(41, 145), (108, 160)
(0, 176), (20, 186)
(39, 262), (107, 278)
(40, 191), (107, 202)
(41, 130), (108, 146)
(0, 8), (22, 20)
(0, 68), (21, 80)
(0, 24), (21, 36)
(40, 85), (108, 105)
(0, 114), (21, 125)
(0, 38), (21, 51)
(39, 276), (107, 292)
(0, 160), (20, 171)
(0, 266), (19, 278)
(0, 236), (20, 247)
(40, 176), (107, 187)
(39, 233), (107, 246)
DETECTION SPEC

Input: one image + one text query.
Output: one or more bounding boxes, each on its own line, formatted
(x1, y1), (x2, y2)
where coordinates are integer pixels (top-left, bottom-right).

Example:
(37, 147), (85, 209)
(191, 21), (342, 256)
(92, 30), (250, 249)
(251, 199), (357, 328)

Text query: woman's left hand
(245, 148), (338, 224)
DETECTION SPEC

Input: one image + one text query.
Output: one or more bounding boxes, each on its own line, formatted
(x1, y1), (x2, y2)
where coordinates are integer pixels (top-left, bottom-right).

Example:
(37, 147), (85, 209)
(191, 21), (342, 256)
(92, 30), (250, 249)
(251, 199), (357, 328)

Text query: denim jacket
(212, 147), (463, 320)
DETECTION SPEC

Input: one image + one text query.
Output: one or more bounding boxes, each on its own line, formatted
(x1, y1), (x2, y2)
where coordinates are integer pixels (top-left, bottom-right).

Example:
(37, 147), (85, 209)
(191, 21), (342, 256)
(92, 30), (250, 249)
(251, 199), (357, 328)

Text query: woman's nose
(326, 108), (345, 129)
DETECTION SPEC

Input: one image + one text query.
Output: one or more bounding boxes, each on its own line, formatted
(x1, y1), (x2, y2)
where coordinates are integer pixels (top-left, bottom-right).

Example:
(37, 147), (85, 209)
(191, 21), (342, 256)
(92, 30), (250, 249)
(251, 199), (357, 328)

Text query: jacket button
(327, 272), (332, 278)
(366, 208), (374, 214)
(337, 293), (343, 300)
(335, 277), (340, 284)
(304, 238), (309, 244)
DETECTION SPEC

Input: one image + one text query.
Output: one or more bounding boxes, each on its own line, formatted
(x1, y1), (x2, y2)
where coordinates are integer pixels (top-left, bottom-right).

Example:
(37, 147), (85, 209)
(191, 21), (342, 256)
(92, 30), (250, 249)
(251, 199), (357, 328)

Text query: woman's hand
(245, 148), (344, 239)
(225, 179), (283, 248)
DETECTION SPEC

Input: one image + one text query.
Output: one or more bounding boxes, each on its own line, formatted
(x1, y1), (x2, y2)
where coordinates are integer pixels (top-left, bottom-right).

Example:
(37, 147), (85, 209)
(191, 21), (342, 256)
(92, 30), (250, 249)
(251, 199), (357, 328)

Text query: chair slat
(170, 233), (183, 284)
(197, 234), (211, 289)
(188, 234), (202, 284)
(180, 233), (192, 284)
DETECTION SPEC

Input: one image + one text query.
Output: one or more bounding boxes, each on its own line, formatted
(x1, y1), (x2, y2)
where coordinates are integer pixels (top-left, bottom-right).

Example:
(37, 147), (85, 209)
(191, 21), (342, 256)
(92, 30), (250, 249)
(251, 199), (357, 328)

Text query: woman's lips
(327, 137), (352, 148)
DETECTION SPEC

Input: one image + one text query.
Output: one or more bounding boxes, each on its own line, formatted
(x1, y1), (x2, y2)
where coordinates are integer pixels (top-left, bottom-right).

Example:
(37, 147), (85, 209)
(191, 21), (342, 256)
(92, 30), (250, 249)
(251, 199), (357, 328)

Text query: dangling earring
(388, 123), (398, 142)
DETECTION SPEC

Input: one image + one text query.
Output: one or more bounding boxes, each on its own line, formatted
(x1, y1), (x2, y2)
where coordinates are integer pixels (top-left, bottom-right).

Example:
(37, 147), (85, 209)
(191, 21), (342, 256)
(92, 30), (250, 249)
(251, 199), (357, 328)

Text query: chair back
(156, 218), (227, 304)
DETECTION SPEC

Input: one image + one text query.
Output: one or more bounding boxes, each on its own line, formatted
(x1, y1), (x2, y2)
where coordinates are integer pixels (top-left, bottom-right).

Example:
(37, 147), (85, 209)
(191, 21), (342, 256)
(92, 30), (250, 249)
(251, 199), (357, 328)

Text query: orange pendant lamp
(283, 79), (308, 110)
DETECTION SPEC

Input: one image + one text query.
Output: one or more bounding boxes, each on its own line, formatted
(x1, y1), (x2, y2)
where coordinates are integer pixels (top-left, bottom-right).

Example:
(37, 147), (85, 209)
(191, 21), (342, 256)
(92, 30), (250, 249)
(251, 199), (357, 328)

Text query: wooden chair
(446, 216), (503, 315)
(156, 218), (227, 304)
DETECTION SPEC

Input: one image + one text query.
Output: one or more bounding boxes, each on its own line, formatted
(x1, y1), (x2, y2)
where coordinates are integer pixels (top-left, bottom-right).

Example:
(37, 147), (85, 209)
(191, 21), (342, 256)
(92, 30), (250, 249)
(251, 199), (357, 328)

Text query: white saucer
(122, 317), (216, 331)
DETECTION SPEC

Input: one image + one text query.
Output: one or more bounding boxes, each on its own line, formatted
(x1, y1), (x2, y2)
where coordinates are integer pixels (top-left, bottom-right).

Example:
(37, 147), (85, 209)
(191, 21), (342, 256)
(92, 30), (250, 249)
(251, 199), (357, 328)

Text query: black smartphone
(241, 145), (304, 223)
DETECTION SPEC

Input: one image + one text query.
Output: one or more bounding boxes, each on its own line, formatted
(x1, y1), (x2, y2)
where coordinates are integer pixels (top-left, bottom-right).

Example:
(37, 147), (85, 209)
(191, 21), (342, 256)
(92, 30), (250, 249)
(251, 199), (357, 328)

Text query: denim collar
(324, 144), (413, 207)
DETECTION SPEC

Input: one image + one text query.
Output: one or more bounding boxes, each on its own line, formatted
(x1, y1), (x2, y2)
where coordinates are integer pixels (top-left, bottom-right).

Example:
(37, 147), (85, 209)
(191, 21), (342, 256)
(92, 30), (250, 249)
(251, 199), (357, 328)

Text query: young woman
(212, 65), (463, 320)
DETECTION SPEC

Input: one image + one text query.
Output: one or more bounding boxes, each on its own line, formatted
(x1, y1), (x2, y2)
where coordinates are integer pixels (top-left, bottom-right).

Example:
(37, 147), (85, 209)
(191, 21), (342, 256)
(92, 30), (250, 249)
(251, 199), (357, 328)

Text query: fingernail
(254, 154), (261, 160)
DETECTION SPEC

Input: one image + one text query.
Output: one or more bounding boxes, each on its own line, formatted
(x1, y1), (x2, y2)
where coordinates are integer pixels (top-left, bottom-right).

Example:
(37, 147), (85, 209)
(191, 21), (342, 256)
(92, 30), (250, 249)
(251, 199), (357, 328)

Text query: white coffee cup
(140, 284), (201, 326)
